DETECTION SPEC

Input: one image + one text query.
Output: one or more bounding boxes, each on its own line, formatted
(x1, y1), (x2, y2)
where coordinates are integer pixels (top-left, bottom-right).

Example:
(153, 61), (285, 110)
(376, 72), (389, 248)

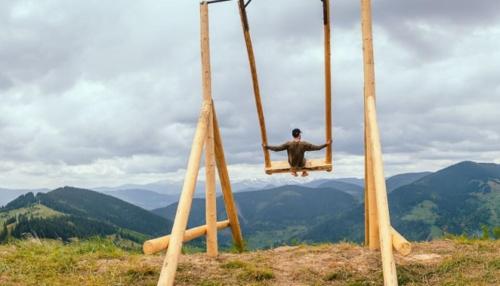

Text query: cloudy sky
(0, 0), (499, 189)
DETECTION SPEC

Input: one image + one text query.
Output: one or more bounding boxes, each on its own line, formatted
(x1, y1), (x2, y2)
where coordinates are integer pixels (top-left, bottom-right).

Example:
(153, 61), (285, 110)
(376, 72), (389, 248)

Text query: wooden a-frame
(147, 1), (411, 286)
(145, 3), (244, 286)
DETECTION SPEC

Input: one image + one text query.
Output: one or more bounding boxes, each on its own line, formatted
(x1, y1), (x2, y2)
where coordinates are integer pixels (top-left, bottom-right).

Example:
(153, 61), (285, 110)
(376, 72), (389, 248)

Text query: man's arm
(264, 142), (289, 152)
(304, 140), (331, 151)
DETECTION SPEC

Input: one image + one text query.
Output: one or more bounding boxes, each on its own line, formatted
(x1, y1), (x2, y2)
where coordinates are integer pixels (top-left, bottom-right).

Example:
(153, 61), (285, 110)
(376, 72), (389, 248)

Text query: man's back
(267, 141), (327, 169)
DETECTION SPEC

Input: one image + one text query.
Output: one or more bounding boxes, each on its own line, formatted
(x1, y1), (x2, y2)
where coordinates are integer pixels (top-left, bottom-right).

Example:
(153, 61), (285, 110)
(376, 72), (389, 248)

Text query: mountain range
(0, 161), (498, 249)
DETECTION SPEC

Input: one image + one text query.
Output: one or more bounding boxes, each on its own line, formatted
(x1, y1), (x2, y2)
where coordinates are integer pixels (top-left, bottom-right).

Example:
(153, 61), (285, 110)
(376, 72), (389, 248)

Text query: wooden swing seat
(265, 158), (333, 175)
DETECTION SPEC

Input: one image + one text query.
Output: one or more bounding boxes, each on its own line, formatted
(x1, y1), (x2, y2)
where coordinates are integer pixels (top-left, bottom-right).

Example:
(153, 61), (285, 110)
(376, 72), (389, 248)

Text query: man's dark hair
(292, 128), (301, 138)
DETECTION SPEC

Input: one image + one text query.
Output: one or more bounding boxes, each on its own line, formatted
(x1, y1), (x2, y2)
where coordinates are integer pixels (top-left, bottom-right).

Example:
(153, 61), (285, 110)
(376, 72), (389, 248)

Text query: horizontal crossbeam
(143, 220), (230, 255)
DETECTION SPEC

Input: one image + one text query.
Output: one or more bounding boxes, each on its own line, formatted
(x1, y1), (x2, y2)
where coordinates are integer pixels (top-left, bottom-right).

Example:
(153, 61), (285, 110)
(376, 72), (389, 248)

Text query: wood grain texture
(143, 220), (230, 255)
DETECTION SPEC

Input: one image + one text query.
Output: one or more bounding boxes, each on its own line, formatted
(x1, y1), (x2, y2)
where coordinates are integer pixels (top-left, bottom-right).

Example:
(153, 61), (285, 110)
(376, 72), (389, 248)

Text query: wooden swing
(147, 1), (411, 286)
(238, 0), (333, 175)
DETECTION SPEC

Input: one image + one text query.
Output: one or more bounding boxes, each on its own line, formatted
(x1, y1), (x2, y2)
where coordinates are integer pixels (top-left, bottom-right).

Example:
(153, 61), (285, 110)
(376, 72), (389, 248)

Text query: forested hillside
(0, 187), (172, 243)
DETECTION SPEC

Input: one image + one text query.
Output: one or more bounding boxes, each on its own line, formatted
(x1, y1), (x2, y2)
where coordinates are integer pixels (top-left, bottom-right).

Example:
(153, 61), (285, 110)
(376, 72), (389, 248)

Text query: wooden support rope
(237, 0), (271, 168)
(323, 0), (333, 165)
(143, 220), (230, 255)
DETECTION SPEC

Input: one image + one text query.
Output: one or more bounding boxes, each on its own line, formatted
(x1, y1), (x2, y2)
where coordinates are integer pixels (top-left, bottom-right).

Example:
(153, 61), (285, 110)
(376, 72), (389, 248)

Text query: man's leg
(300, 158), (308, 176)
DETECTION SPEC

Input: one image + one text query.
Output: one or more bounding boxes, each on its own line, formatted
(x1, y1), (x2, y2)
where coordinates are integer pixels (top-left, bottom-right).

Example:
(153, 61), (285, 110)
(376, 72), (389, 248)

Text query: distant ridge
(0, 187), (172, 242)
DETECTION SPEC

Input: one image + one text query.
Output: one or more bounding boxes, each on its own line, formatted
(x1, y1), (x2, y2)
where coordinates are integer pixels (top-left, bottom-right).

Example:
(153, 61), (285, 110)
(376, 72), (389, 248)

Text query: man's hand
(326, 139), (332, 145)
(262, 143), (268, 149)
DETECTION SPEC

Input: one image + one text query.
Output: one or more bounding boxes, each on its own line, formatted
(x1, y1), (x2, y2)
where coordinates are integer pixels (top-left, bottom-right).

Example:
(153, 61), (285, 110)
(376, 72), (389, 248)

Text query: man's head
(292, 128), (302, 139)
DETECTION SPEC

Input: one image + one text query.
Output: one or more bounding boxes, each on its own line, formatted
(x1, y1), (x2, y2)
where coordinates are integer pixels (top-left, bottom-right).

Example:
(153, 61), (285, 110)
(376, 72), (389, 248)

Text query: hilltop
(0, 187), (172, 243)
(0, 238), (497, 285)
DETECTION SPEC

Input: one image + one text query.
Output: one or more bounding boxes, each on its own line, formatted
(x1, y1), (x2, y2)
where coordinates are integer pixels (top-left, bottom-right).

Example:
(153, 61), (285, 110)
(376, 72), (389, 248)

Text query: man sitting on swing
(264, 128), (331, 177)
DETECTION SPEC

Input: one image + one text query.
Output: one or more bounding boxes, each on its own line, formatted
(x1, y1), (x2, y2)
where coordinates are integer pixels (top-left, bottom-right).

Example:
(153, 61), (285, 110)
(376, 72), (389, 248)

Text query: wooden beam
(361, 0), (398, 285)
(156, 100), (211, 286)
(237, 0), (271, 168)
(200, 0), (218, 258)
(143, 220), (230, 255)
(323, 0), (333, 165)
(366, 96), (397, 286)
(205, 111), (218, 257)
(361, 0), (379, 251)
(156, 5), (215, 285)
(212, 104), (245, 251)
(366, 105), (379, 250)
(392, 227), (412, 256)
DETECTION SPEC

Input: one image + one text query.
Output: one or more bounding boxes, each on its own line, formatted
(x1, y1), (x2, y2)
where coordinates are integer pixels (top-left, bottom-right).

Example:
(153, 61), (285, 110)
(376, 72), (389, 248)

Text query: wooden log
(391, 227), (412, 256)
(361, 0), (398, 285)
(212, 104), (245, 251)
(366, 96), (398, 286)
(361, 0), (379, 250)
(143, 220), (230, 255)
(205, 111), (218, 257)
(200, 0), (218, 258)
(201, 0), (212, 102)
(156, 100), (211, 286)
(365, 102), (379, 250)
(237, 0), (271, 169)
(323, 0), (333, 165)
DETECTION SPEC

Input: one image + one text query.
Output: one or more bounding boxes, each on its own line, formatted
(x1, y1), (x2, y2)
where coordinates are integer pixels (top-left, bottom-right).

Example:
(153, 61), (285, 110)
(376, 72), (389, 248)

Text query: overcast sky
(0, 0), (499, 189)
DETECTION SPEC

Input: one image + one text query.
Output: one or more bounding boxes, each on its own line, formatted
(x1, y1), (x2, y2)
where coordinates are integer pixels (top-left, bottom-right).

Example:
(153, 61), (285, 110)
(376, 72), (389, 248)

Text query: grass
(0, 237), (498, 285)
(0, 238), (158, 286)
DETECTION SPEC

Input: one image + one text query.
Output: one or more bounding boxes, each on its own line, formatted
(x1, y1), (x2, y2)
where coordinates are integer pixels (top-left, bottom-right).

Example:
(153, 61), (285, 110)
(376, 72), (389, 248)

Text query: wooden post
(212, 104), (245, 251)
(366, 97), (397, 285)
(366, 108), (379, 249)
(237, 0), (271, 169)
(200, 0), (218, 258)
(143, 220), (230, 255)
(205, 113), (218, 257)
(361, 0), (398, 285)
(156, 101), (212, 286)
(323, 0), (333, 165)
(361, 0), (379, 250)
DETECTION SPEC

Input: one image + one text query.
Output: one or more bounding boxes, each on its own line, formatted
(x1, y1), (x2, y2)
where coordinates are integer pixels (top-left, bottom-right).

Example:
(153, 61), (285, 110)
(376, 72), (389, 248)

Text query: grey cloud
(0, 0), (499, 187)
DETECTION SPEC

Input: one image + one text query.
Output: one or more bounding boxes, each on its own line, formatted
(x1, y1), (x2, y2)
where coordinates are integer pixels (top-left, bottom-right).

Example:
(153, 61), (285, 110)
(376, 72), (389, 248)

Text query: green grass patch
(221, 260), (247, 269)
(221, 259), (274, 282)
(324, 269), (352, 281)
(238, 265), (274, 281)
